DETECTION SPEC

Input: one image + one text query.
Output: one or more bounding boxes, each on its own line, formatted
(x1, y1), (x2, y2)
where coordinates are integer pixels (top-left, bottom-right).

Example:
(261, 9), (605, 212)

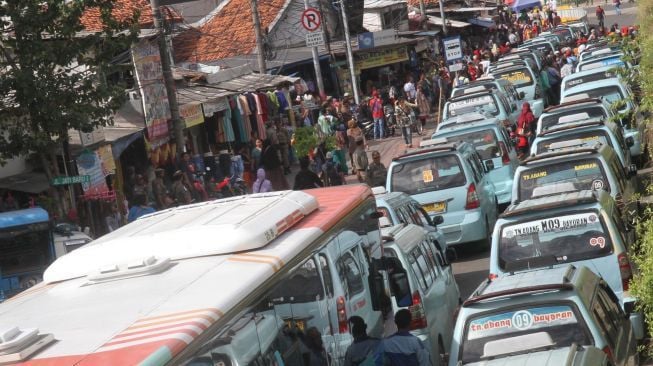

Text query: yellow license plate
(284, 319), (306, 332)
(423, 201), (446, 214)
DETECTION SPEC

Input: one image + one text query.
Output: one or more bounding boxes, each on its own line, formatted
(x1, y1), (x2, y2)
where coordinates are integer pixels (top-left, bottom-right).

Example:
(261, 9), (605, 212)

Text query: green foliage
(632, 202), (653, 353)
(293, 126), (336, 158)
(0, 0), (139, 161)
(630, 5), (653, 354)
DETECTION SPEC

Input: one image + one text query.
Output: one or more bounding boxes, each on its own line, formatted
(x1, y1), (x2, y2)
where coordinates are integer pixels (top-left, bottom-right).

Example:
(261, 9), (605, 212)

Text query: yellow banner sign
(355, 46), (409, 70)
(180, 103), (205, 128)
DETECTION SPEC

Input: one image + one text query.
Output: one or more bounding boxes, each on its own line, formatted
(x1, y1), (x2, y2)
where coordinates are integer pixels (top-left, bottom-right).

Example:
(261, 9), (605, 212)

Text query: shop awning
(511, 0), (542, 11)
(209, 73), (301, 92)
(426, 16), (471, 28)
(468, 17), (497, 28)
(176, 85), (234, 105)
(0, 171), (50, 194)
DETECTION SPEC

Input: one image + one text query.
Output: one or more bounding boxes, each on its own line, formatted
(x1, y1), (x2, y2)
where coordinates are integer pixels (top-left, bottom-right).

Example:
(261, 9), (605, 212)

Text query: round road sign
(301, 8), (321, 31)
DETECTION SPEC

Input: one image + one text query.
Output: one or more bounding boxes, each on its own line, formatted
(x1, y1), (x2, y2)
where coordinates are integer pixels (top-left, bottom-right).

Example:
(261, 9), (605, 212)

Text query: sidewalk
(283, 118), (440, 189)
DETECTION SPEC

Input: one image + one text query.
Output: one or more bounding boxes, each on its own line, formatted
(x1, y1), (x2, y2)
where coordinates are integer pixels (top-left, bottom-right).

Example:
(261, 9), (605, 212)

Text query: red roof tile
(80, 0), (182, 32)
(173, 0), (287, 63)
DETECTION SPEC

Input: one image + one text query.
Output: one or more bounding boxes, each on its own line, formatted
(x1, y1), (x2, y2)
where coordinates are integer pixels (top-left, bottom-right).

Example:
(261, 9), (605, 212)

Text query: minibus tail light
(465, 184), (481, 210)
(337, 296), (348, 333)
(409, 291), (428, 329)
(618, 253), (633, 291)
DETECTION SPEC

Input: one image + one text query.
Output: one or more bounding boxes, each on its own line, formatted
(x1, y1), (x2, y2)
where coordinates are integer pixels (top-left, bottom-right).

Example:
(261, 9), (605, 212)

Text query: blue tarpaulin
(512, 0), (542, 11)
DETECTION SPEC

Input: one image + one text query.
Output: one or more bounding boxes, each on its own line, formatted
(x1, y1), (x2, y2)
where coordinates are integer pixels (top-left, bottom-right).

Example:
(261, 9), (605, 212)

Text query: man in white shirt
(403, 77), (416, 101)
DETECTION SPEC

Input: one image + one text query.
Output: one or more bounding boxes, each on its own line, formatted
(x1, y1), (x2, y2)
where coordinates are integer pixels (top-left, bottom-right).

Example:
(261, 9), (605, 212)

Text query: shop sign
(354, 46), (408, 70)
(356, 29), (397, 50)
(180, 103), (205, 128)
(76, 150), (109, 195)
(79, 126), (105, 147)
(51, 175), (90, 186)
(97, 145), (116, 175)
(203, 98), (229, 117)
(132, 39), (170, 141)
(443, 35), (462, 62)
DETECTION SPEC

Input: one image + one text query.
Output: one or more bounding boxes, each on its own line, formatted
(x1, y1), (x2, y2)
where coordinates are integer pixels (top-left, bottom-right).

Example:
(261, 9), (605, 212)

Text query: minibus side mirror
(433, 215), (444, 226)
(445, 247), (457, 264)
(484, 159), (494, 172)
(625, 136), (634, 148)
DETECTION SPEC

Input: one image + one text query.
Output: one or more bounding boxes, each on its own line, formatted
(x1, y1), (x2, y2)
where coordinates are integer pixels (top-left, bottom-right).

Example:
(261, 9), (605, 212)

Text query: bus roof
(0, 186), (373, 365)
(0, 207), (49, 229)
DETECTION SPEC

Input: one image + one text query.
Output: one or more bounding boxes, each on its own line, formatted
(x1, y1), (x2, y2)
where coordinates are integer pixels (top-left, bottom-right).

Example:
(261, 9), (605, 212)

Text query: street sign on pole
(306, 32), (325, 47)
(443, 36), (462, 62)
(301, 8), (321, 31)
(51, 175), (91, 186)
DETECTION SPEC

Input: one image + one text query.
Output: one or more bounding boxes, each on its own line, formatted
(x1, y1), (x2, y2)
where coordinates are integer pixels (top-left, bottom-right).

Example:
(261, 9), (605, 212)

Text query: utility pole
(339, 0), (360, 104)
(150, 0), (185, 158)
(439, 0), (448, 35)
(305, 0), (326, 98)
(250, 0), (267, 73)
(419, 0), (428, 30)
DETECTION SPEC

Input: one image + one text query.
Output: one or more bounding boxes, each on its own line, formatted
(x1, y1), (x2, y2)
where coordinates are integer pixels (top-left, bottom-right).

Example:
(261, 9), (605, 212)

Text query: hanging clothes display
(232, 96), (249, 143)
(267, 90), (279, 117)
(257, 92), (269, 123)
(246, 93), (264, 140)
(275, 89), (289, 113)
(222, 103), (236, 142)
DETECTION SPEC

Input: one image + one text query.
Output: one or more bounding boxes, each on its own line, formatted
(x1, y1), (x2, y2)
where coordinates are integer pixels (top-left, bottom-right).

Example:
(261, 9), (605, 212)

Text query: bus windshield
(0, 208), (53, 297)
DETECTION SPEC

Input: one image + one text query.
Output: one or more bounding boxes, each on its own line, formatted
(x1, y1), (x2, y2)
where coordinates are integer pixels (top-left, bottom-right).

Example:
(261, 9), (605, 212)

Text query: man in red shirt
(368, 91), (385, 140)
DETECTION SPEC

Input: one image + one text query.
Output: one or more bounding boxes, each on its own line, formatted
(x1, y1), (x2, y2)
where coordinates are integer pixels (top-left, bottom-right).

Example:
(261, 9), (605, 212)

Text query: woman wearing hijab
(252, 168), (272, 193)
(516, 102), (535, 159)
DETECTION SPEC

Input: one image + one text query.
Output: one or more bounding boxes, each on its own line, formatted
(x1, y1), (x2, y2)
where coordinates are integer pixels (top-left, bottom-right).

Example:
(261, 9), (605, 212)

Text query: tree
(0, 0), (139, 217)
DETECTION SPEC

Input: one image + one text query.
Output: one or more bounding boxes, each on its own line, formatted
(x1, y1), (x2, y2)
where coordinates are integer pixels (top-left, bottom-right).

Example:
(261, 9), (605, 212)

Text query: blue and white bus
(0, 207), (54, 298)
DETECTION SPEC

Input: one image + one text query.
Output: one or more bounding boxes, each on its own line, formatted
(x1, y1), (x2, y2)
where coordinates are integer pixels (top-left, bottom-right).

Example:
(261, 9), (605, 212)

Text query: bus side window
(318, 254), (334, 298)
(337, 252), (365, 296)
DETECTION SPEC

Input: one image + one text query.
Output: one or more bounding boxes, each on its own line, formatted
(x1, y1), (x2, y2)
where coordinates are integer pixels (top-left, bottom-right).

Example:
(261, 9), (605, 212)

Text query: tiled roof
(80, 0), (182, 32)
(173, 0), (288, 63)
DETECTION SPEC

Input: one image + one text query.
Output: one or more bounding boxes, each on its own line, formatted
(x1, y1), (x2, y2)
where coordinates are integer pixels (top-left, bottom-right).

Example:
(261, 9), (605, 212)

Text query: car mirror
(624, 301), (635, 317)
(483, 159), (494, 172)
(433, 215), (444, 226)
(518, 91), (525, 100)
(625, 136), (634, 148)
(627, 164), (637, 178)
(445, 247), (457, 263)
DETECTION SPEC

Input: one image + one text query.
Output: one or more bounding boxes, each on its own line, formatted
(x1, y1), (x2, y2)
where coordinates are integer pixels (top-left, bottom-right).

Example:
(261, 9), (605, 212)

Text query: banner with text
(132, 39), (170, 144)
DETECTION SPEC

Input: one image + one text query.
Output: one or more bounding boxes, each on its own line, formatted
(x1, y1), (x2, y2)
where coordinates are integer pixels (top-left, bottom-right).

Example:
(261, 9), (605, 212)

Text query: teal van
(450, 265), (641, 365)
(433, 117), (519, 207)
(561, 78), (645, 162)
(387, 139), (498, 247)
(488, 191), (644, 340)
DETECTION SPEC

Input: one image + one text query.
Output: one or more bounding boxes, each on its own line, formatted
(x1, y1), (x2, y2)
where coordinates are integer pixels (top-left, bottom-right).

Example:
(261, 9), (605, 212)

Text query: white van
(373, 186), (448, 251)
(378, 224), (461, 365)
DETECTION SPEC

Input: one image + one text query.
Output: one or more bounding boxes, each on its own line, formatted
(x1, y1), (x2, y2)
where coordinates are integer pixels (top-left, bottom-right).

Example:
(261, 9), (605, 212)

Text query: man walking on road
(369, 91), (385, 140)
(375, 309), (431, 366)
(596, 5), (605, 31)
(353, 136), (369, 183)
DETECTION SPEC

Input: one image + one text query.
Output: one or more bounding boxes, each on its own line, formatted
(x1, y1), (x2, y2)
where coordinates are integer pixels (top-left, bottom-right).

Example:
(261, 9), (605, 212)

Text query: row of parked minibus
(376, 32), (645, 365)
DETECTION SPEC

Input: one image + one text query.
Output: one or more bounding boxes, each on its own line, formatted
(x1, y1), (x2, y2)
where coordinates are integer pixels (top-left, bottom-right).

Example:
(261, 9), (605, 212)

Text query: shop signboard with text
(180, 103), (205, 128)
(443, 36), (463, 62)
(76, 150), (109, 197)
(354, 46), (409, 70)
(132, 39), (170, 144)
